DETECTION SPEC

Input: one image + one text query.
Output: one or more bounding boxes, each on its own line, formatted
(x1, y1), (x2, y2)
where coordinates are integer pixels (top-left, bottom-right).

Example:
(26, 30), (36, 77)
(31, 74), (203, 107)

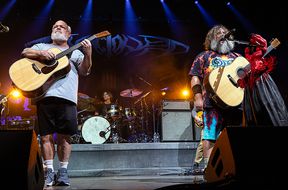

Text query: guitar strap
(67, 51), (79, 73)
(232, 52), (240, 58)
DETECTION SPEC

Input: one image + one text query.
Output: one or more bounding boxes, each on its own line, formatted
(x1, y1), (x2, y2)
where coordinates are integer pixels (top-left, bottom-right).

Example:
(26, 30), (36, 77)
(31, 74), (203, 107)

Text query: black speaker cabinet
(161, 111), (194, 141)
(205, 127), (288, 186)
(0, 130), (44, 190)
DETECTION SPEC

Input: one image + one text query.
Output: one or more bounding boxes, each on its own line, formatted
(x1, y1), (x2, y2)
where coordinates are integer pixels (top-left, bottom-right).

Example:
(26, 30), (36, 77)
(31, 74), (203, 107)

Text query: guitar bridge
(32, 63), (41, 74)
(227, 74), (238, 88)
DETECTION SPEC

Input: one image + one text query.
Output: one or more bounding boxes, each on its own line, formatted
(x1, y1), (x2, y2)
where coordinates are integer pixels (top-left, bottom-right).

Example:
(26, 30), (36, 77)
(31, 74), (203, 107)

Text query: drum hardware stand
(143, 96), (150, 135)
(139, 101), (144, 133)
(70, 133), (81, 144)
(151, 90), (160, 142)
(98, 120), (117, 141)
(135, 75), (159, 142)
(136, 97), (149, 142)
(99, 126), (111, 140)
(99, 119), (127, 143)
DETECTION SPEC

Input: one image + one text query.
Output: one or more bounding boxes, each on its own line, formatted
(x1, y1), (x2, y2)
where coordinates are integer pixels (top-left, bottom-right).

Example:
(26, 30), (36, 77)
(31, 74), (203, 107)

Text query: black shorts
(37, 97), (78, 136)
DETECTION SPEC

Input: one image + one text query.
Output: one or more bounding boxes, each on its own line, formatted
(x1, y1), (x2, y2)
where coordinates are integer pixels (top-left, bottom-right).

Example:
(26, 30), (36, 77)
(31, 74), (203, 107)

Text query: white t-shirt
(31, 43), (84, 104)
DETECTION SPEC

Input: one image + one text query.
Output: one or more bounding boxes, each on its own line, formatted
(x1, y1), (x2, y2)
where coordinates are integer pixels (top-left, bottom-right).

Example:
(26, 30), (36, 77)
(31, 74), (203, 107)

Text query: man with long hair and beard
(188, 25), (242, 173)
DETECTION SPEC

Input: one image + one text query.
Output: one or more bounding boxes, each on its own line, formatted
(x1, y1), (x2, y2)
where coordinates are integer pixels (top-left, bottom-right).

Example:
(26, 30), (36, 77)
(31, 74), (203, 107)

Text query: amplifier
(162, 99), (191, 110)
(161, 111), (193, 141)
(4, 119), (35, 130)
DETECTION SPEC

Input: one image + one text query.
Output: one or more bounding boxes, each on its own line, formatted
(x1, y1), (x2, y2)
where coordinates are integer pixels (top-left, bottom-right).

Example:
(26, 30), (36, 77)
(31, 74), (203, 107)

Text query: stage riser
(53, 142), (200, 177)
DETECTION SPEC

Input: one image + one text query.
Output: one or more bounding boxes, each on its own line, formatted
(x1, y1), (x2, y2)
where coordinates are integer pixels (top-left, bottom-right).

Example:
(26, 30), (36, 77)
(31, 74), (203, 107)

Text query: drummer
(95, 91), (120, 119)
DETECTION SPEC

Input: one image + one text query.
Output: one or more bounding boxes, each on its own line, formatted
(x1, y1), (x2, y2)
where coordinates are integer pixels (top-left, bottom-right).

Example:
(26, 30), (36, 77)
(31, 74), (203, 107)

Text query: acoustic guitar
(9, 30), (111, 98)
(205, 38), (280, 109)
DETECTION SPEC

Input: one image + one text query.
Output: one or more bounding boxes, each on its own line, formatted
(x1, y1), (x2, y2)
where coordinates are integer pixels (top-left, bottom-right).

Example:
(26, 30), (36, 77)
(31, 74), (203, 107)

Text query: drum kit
(76, 89), (150, 144)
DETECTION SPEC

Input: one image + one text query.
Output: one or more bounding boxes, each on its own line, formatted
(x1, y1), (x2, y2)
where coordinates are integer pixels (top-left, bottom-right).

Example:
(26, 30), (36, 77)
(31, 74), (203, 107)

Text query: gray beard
(51, 32), (68, 41)
(210, 39), (235, 54)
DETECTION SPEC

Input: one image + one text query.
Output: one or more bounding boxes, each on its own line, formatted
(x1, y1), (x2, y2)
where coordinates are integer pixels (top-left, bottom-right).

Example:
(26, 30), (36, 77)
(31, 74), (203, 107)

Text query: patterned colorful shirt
(189, 50), (240, 108)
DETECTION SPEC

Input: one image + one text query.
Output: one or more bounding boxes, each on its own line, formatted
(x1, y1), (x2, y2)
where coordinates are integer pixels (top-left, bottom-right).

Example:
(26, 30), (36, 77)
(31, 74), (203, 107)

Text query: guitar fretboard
(55, 35), (97, 60)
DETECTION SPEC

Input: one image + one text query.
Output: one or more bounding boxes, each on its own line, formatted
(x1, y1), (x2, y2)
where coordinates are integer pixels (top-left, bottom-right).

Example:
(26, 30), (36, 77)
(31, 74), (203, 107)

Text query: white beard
(51, 32), (68, 41)
(210, 39), (235, 54)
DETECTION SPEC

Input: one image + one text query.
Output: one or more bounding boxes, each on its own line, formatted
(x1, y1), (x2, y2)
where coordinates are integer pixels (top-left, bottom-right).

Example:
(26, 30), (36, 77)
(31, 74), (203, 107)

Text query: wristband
(192, 84), (202, 95)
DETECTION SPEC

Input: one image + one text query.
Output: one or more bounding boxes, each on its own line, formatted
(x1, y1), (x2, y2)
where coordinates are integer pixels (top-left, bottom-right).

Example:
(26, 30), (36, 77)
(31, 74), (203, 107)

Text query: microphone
(223, 28), (236, 40)
(0, 22), (9, 33)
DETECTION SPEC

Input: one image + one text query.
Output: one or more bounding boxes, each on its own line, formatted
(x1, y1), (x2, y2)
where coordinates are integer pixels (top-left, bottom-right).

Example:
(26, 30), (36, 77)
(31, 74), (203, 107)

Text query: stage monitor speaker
(161, 111), (194, 141)
(0, 130), (44, 190)
(205, 127), (288, 187)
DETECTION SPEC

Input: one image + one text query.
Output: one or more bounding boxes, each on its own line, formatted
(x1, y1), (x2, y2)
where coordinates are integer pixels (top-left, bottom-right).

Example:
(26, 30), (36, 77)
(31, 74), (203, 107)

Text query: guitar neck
(55, 35), (97, 60)
(262, 45), (273, 58)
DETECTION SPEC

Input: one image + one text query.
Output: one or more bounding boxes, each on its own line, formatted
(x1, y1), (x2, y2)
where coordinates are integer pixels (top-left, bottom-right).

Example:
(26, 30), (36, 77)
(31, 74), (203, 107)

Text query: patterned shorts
(202, 108), (224, 141)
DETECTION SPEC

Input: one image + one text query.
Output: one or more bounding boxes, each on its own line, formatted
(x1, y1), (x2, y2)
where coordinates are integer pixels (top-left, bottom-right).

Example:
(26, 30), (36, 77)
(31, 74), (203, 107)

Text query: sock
(59, 161), (69, 169)
(193, 161), (200, 166)
(44, 160), (54, 171)
(204, 157), (209, 168)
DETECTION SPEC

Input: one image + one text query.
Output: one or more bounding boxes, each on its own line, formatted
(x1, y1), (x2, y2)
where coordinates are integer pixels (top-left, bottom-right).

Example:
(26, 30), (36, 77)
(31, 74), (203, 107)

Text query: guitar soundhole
(41, 61), (58, 74)
(237, 68), (246, 79)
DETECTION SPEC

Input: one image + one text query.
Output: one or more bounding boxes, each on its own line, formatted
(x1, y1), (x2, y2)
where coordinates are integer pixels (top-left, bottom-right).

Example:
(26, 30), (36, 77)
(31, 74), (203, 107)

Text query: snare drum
(81, 116), (111, 144)
(107, 104), (122, 119)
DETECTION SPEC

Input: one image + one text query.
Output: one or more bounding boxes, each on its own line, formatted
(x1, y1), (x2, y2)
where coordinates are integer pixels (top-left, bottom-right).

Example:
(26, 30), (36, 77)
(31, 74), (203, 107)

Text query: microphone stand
(231, 39), (250, 45)
(227, 39), (263, 47)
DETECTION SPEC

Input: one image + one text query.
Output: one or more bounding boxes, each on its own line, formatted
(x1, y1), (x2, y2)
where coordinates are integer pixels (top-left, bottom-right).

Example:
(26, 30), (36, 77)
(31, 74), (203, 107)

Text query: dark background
(0, 0), (287, 119)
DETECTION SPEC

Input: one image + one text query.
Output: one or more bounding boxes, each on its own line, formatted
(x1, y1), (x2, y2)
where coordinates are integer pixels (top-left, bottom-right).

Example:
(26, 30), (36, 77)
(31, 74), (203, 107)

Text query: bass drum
(81, 116), (111, 144)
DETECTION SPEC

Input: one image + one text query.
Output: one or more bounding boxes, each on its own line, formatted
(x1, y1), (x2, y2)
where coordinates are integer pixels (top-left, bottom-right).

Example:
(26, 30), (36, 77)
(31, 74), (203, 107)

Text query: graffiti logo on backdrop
(91, 34), (190, 57)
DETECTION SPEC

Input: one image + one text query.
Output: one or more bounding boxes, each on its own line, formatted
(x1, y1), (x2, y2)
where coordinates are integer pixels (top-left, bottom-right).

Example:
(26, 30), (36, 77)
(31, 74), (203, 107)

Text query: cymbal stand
(143, 96), (150, 129)
(139, 100), (144, 132)
(151, 91), (160, 142)
(136, 75), (158, 142)
(109, 118), (127, 143)
(136, 98), (149, 143)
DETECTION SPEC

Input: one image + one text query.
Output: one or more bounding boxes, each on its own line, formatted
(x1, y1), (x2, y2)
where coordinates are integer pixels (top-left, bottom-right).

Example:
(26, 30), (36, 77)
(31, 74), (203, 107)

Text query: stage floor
(43, 175), (204, 190)
(44, 142), (204, 190)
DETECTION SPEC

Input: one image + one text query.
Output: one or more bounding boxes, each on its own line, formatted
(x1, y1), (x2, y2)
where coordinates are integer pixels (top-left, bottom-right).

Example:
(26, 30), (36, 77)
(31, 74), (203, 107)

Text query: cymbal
(77, 103), (96, 112)
(78, 92), (91, 99)
(120, 88), (143, 98)
(77, 92), (96, 111)
(78, 92), (95, 102)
